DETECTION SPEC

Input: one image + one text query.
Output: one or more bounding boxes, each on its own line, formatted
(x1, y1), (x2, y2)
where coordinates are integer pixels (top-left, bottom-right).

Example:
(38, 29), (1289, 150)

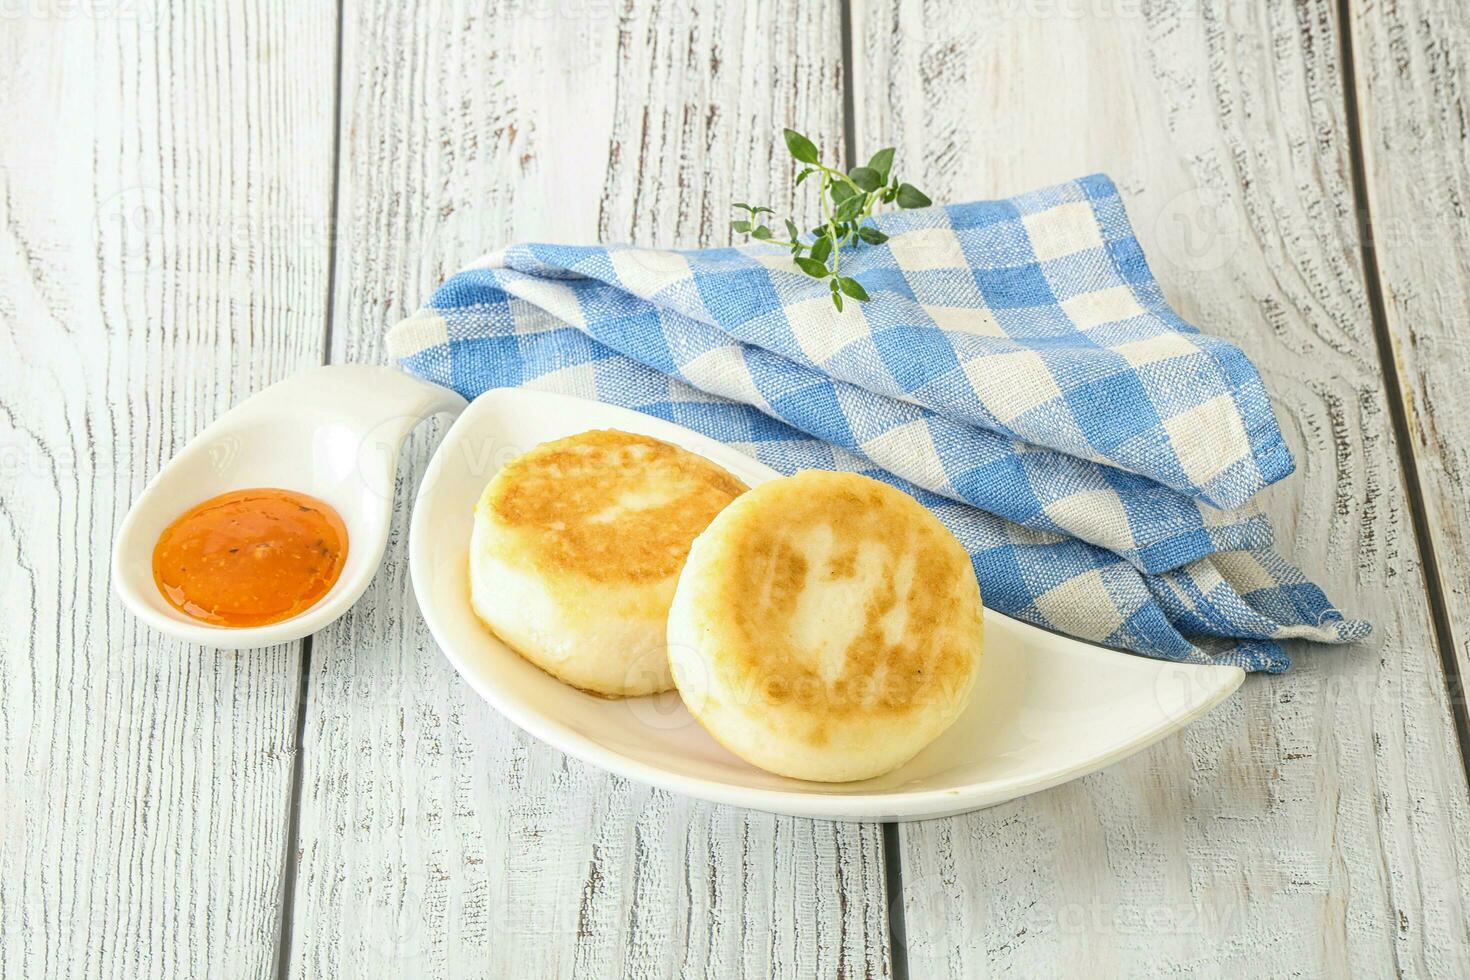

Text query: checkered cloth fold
(389, 174), (1368, 671)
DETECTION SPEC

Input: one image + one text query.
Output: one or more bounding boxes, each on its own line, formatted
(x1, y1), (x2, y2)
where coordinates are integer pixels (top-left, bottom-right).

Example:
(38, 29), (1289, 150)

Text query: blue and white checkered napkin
(389, 174), (1368, 672)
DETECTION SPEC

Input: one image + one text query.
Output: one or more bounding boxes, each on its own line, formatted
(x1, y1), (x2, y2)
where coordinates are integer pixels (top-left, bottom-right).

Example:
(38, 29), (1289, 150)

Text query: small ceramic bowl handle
(227, 362), (466, 441)
(235, 365), (470, 499)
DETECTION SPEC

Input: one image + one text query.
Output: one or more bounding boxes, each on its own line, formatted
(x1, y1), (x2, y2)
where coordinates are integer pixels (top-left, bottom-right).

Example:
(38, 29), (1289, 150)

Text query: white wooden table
(3, 1), (1469, 977)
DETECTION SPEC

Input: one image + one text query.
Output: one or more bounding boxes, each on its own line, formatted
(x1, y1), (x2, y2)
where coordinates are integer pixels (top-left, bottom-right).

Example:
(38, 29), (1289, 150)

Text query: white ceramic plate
(409, 388), (1244, 821)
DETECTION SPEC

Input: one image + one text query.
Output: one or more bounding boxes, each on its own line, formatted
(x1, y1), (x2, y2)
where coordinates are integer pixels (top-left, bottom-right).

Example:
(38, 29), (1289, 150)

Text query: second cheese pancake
(669, 470), (983, 782)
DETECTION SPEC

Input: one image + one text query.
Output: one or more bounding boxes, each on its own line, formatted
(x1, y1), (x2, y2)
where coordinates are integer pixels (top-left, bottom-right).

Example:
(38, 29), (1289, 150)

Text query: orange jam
(151, 488), (348, 627)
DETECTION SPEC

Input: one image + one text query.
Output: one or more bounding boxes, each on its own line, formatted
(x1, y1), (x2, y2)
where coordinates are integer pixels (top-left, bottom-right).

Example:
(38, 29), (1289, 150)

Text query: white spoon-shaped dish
(113, 365), (466, 648)
(410, 388), (1245, 821)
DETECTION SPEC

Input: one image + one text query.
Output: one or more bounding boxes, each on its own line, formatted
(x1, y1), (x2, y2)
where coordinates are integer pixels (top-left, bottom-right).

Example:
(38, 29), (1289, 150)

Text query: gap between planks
(275, 1), (350, 977)
(1336, 0), (1470, 780)
(839, 1), (912, 977)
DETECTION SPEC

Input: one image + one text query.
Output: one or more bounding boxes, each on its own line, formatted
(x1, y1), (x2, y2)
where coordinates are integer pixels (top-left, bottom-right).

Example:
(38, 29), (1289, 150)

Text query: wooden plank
(284, 2), (890, 976)
(1350, 0), (1470, 721)
(0, 4), (336, 979)
(852, 0), (1470, 975)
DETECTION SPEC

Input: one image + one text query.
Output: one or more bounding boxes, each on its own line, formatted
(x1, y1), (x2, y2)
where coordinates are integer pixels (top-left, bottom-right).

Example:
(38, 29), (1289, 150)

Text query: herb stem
(730, 128), (928, 309)
(815, 161), (864, 194)
(820, 175), (842, 280)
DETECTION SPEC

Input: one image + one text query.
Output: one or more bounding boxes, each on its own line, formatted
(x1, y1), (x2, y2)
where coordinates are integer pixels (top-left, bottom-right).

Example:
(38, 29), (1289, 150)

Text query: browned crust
(480, 429), (745, 585)
(694, 471), (981, 741)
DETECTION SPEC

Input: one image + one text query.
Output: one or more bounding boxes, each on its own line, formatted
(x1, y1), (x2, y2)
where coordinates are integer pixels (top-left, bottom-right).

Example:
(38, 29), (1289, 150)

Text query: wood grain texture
(852, 0), (1470, 975)
(284, 1), (890, 977)
(0, 2), (335, 978)
(1350, 0), (1470, 711)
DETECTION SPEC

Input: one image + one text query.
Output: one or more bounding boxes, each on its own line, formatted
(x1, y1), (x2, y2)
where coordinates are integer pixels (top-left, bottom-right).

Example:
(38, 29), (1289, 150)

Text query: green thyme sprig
(731, 128), (931, 310)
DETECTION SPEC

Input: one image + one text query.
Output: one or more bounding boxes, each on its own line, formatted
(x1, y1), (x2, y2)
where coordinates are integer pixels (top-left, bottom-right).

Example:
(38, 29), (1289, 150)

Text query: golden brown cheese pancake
(470, 429), (745, 697)
(668, 471), (983, 781)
